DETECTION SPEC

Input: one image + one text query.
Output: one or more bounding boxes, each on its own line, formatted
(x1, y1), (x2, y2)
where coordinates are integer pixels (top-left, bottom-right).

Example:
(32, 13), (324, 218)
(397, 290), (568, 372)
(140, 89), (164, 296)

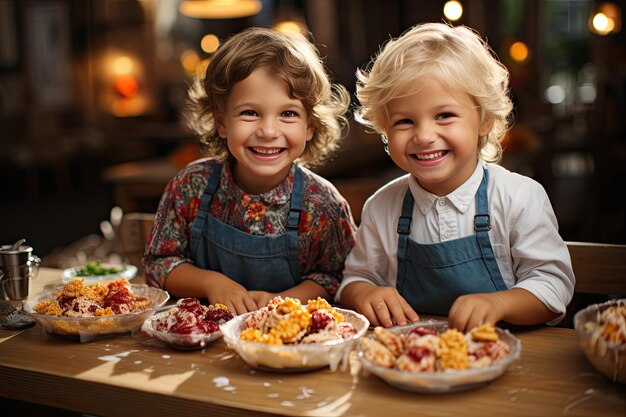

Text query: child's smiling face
(216, 67), (314, 195)
(384, 77), (492, 196)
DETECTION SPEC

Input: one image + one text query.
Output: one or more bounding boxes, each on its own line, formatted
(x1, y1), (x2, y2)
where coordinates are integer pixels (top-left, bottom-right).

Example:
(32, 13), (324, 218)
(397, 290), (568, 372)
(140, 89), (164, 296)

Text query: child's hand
(448, 292), (506, 332)
(341, 282), (419, 327)
(206, 278), (259, 315)
(248, 290), (275, 308)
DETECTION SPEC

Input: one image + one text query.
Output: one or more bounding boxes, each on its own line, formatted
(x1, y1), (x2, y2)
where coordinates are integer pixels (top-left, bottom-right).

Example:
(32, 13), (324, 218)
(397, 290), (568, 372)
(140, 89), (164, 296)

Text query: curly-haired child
(144, 27), (356, 314)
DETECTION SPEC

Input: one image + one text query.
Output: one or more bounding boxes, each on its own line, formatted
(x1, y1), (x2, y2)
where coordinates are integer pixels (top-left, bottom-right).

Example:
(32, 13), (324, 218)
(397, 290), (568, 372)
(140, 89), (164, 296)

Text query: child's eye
(281, 110), (299, 118)
(240, 110), (258, 117)
(393, 118), (412, 126)
(436, 112), (456, 120)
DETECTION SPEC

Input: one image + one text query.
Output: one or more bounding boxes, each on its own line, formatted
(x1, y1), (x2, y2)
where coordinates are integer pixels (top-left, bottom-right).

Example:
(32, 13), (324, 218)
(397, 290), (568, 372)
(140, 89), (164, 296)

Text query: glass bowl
(139, 305), (231, 351)
(62, 263), (138, 284)
(23, 284), (169, 343)
(221, 307), (369, 372)
(573, 298), (626, 383)
(357, 320), (521, 393)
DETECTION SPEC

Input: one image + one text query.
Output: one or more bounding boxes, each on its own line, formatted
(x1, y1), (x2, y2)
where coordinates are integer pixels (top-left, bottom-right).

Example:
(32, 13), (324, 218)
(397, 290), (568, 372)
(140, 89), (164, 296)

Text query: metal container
(0, 242), (40, 301)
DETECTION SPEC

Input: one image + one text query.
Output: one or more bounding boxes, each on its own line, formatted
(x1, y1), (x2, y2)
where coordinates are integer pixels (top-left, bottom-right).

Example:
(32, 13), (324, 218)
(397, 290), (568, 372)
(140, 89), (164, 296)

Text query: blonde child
(338, 23), (575, 331)
(144, 27), (356, 314)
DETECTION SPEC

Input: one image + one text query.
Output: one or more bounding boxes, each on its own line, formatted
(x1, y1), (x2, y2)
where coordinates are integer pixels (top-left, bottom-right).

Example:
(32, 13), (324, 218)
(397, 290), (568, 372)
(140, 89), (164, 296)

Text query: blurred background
(0, 0), (625, 267)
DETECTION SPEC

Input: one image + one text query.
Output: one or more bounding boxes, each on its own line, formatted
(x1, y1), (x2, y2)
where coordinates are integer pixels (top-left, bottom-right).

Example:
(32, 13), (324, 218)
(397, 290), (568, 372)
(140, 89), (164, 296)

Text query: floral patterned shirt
(144, 158), (357, 296)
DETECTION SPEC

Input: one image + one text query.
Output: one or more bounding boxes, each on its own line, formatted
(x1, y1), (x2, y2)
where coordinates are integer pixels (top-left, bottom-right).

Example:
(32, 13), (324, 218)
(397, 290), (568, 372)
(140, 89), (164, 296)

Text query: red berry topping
(310, 310), (334, 333)
(409, 327), (438, 337)
(407, 346), (431, 363)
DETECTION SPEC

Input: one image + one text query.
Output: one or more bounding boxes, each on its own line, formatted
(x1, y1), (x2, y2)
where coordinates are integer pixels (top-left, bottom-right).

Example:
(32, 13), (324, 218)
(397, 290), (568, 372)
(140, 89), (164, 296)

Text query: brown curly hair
(185, 27), (350, 168)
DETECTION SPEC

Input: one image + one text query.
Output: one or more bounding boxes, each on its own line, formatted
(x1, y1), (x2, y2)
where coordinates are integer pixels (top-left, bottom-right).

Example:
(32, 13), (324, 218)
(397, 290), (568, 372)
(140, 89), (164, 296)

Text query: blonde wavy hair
(355, 23), (513, 163)
(185, 27), (350, 168)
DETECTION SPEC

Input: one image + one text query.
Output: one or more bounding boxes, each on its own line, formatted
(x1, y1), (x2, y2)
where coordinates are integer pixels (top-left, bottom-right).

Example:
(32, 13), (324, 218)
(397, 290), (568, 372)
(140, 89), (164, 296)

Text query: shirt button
(444, 231), (451, 238)
(438, 199), (446, 207)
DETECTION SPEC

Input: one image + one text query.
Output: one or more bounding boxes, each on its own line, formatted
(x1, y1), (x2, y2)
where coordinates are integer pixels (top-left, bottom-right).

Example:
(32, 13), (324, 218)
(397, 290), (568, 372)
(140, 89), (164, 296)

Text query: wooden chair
(567, 241), (626, 296)
(560, 241), (626, 327)
(116, 213), (155, 271)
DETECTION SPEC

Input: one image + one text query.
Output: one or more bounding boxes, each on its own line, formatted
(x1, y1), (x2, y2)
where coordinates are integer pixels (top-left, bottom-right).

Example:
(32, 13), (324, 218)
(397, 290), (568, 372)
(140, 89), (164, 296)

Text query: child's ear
(479, 117), (494, 137)
(215, 113), (227, 138)
(306, 122), (315, 141)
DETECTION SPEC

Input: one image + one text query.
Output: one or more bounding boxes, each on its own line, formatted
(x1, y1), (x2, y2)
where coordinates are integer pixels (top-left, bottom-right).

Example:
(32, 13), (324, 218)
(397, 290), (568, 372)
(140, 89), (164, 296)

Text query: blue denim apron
(396, 169), (507, 315)
(189, 164), (303, 292)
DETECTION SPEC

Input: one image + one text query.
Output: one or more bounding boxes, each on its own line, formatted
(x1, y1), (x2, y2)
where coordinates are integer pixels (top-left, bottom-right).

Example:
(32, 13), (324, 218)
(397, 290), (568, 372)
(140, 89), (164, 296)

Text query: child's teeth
(416, 151), (444, 160)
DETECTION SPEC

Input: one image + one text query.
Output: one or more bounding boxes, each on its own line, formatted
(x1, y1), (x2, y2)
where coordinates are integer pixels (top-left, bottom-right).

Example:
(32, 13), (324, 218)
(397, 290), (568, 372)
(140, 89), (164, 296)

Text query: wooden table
(1, 268), (624, 417)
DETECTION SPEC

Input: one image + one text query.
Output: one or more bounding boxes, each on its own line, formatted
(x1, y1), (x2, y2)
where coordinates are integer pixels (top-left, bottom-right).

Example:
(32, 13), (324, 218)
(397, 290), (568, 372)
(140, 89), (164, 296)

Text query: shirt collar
(409, 160), (484, 215)
(223, 159), (294, 206)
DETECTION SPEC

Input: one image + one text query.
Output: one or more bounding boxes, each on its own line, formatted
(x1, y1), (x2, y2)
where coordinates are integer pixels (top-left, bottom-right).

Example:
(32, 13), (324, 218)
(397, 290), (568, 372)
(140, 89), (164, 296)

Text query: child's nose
(413, 123), (437, 144)
(257, 118), (279, 138)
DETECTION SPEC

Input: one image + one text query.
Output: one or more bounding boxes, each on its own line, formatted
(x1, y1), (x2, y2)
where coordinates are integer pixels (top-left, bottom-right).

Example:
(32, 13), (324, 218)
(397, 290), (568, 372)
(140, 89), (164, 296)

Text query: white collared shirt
(337, 161), (575, 324)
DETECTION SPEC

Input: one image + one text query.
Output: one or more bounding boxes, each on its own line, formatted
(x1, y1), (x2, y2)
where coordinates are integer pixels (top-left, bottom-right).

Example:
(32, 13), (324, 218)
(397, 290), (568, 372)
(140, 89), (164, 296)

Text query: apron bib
(396, 169), (507, 315)
(190, 164), (303, 292)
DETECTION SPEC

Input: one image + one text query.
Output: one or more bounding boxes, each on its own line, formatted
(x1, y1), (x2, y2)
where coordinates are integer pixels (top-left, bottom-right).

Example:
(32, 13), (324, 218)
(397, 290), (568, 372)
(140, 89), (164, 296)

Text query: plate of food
(220, 296), (369, 372)
(140, 298), (234, 350)
(62, 261), (138, 284)
(23, 278), (169, 342)
(574, 298), (626, 383)
(358, 321), (521, 393)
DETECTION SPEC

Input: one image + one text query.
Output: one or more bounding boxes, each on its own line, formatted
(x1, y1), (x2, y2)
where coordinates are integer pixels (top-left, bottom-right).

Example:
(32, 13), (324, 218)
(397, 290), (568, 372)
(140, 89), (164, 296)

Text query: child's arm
(449, 175), (575, 332)
(340, 281), (419, 327)
(166, 263), (258, 315)
(448, 288), (559, 332)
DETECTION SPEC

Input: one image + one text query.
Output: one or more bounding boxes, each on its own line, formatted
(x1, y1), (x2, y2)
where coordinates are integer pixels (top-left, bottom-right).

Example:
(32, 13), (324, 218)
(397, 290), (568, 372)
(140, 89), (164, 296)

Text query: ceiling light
(179, 0), (262, 19)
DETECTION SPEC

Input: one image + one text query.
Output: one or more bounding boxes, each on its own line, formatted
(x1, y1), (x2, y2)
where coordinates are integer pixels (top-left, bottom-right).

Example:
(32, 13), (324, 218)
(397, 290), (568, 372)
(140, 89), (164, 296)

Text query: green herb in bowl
(74, 261), (123, 276)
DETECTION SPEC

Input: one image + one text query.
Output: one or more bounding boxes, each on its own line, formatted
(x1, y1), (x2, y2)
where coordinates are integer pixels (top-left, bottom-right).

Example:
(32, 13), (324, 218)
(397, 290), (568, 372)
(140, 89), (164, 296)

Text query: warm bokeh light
(114, 75), (139, 98)
(509, 41), (530, 63)
(592, 13), (615, 34)
(112, 56), (134, 75)
(201, 34), (220, 53)
(179, 0), (262, 19)
(181, 50), (200, 75)
(443, 1), (463, 21)
(589, 2), (621, 35)
(274, 20), (307, 35)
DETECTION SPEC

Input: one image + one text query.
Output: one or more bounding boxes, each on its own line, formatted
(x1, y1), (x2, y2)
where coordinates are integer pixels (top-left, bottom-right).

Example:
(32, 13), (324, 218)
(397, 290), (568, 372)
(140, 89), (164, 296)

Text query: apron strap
(397, 187), (413, 235)
(286, 165), (304, 280)
(199, 163), (223, 212)
(396, 186), (414, 293)
(191, 162), (223, 256)
(474, 168), (508, 291)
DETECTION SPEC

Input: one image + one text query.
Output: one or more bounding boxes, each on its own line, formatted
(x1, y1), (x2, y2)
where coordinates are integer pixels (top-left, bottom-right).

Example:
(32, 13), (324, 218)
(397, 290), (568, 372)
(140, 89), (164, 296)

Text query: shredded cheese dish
(239, 296), (356, 345)
(362, 323), (511, 372)
(34, 278), (150, 317)
(584, 300), (626, 345)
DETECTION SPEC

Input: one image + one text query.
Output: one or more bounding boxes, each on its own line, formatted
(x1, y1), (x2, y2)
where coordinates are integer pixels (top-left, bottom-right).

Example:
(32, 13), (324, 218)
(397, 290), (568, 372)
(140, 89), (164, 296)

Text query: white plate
(358, 321), (521, 393)
(221, 307), (369, 372)
(62, 263), (138, 284)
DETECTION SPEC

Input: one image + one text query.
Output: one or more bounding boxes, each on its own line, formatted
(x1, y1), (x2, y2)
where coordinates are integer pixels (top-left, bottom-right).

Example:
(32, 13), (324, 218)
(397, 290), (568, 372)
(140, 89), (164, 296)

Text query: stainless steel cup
(0, 243), (40, 301)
